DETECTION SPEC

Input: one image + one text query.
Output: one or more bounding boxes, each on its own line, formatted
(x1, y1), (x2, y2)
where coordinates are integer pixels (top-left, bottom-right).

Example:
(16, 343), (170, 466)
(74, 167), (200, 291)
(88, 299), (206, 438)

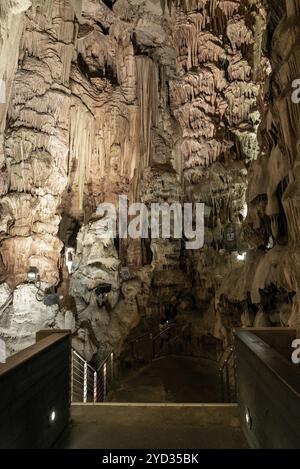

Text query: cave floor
(109, 356), (222, 403)
(58, 356), (248, 449)
(59, 403), (248, 449)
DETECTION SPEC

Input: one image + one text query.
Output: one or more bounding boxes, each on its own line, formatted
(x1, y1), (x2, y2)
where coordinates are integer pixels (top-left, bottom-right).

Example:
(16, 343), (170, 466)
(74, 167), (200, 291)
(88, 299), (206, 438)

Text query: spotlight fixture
(237, 252), (247, 261)
(27, 266), (39, 283)
(245, 407), (252, 429)
(27, 266), (46, 302)
(267, 236), (274, 249)
(95, 283), (112, 296)
(65, 247), (75, 274)
(120, 267), (130, 281)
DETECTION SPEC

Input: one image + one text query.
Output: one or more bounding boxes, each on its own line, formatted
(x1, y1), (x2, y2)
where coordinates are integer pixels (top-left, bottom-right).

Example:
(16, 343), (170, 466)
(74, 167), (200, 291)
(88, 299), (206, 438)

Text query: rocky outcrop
(216, 0), (300, 340)
(0, 0), (182, 357)
(168, 0), (268, 342)
(1, 0), (298, 360)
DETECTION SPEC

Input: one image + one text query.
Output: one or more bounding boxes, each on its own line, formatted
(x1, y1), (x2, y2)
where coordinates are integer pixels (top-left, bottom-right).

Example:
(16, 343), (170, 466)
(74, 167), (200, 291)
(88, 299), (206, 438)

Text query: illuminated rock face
(0, 0), (296, 359)
(216, 1), (300, 339)
(168, 0), (268, 343)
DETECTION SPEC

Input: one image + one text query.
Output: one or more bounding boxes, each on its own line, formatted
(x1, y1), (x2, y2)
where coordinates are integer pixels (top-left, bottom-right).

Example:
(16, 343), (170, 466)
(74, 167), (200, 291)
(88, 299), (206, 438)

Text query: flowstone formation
(0, 0), (297, 361)
(216, 0), (300, 339)
(168, 0), (268, 343)
(0, 0), (77, 353)
(0, 0), (185, 358)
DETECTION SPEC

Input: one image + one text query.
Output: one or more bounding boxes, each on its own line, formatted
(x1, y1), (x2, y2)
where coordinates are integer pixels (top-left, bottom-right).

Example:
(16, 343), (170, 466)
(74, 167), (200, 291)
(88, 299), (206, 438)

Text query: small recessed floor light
(49, 410), (56, 424)
(245, 407), (252, 429)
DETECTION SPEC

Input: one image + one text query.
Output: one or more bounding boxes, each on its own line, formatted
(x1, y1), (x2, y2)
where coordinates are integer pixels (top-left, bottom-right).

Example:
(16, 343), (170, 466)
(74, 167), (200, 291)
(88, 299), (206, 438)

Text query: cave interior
(0, 0), (299, 382)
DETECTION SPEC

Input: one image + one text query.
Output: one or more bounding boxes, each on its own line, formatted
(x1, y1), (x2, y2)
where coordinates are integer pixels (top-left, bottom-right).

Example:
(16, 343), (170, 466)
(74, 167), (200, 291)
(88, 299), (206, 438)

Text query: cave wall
(168, 0), (268, 343)
(0, 0), (184, 358)
(217, 0), (300, 340)
(0, 0), (297, 361)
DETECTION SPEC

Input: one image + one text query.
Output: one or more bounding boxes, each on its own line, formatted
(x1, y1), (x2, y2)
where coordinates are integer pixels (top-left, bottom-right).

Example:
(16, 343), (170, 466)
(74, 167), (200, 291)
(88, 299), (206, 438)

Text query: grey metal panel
(0, 332), (71, 449)
(235, 330), (300, 449)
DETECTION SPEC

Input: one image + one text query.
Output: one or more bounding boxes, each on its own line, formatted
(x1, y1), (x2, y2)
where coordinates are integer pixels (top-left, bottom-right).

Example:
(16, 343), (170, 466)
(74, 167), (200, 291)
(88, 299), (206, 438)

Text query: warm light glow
(65, 247), (75, 274)
(49, 410), (56, 423)
(27, 267), (39, 283)
(237, 252), (247, 261)
(241, 203), (248, 220)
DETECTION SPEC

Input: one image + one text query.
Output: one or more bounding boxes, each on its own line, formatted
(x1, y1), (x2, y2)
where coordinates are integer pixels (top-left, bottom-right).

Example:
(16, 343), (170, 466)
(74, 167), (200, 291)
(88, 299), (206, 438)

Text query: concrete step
(59, 403), (248, 449)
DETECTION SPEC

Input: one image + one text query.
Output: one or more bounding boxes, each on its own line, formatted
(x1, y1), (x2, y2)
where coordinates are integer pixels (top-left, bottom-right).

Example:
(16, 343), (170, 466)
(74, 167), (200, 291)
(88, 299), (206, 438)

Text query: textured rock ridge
(216, 0), (300, 339)
(0, 0), (298, 360)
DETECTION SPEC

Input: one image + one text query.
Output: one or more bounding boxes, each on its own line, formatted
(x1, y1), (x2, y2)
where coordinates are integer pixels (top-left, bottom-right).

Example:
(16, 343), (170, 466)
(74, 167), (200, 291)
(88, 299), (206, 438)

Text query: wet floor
(110, 356), (222, 403)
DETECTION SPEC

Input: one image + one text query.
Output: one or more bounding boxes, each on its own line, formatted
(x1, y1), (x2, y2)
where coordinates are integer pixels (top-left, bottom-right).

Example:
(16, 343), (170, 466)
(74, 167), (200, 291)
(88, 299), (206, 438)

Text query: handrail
(73, 349), (97, 373)
(71, 349), (114, 403)
(218, 346), (236, 403)
(128, 323), (182, 346)
(128, 323), (191, 364)
(128, 324), (237, 403)
(153, 324), (183, 342)
(128, 331), (153, 344)
(97, 351), (113, 373)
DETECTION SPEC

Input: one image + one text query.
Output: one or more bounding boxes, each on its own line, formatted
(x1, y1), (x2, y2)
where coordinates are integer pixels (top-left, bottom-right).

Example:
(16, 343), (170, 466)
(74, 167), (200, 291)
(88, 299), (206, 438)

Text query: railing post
(149, 332), (153, 362)
(150, 333), (154, 360)
(225, 359), (230, 402)
(232, 346), (237, 402)
(83, 361), (88, 403)
(103, 363), (107, 401)
(220, 369), (224, 402)
(93, 371), (97, 403)
(110, 352), (114, 381)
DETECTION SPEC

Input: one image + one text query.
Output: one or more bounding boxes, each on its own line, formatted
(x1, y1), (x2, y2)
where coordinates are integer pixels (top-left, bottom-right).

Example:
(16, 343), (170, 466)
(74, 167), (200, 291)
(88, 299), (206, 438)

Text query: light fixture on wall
(95, 283), (112, 297)
(95, 283), (112, 309)
(65, 247), (75, 274)
(27, 266), (45, 302)
(237, 252), (247, 261)
(120, 266), (130, 281)
(27, 266), (39, 283)
(267, 236), (274, 249)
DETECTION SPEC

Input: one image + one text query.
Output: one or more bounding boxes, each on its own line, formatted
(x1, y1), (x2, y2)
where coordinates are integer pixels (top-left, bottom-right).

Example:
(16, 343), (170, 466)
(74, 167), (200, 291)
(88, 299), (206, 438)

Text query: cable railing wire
(71, 349), (114, 403)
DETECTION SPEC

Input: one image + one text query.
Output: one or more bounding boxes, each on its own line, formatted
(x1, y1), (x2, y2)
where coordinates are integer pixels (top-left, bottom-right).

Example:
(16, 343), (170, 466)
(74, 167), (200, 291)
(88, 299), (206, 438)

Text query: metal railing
(129, 331), (154, 363)
(71, 349), (114, 403)
(218, 346), (237, 403)
(127, 325), (238, 404)
(128, 324), (192, 364)
(152, 324), (190, 359)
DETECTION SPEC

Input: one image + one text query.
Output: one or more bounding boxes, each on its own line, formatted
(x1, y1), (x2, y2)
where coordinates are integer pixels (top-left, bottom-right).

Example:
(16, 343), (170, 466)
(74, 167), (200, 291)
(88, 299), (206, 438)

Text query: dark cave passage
(109, 356), (221, 404)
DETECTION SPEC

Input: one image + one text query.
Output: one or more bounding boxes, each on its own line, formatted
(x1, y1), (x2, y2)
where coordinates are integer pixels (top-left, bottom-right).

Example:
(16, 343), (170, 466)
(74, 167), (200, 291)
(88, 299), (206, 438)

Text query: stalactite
(69, 104), (95, 211)
(134, 56), (158, 199)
